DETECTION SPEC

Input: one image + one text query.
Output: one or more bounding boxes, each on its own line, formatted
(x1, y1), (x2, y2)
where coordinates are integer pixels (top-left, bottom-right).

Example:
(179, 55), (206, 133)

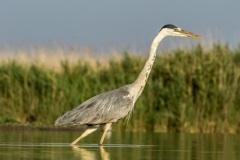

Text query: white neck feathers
(130, 31), (167, 99)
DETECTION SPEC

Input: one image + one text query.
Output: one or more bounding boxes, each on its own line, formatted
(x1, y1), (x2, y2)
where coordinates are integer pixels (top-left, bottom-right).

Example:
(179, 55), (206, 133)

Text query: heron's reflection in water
(72, 145), (110, 160)
(99, 147), (110, 160)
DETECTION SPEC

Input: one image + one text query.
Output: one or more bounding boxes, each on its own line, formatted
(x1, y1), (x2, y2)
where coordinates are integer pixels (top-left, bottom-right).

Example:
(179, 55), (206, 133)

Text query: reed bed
(0, 44), (240, 133)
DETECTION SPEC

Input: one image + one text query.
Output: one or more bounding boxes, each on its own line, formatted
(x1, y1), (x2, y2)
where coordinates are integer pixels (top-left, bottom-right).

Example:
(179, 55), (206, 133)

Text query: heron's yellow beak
(176, 29), (202, 39)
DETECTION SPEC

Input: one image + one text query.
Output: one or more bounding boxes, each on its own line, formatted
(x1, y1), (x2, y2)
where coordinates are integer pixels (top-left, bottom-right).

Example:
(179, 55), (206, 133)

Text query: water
(0, 129), (240, 160)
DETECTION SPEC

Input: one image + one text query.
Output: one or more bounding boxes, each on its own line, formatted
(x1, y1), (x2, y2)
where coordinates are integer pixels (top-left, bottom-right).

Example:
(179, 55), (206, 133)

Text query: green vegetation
(0, 44), (240, 133)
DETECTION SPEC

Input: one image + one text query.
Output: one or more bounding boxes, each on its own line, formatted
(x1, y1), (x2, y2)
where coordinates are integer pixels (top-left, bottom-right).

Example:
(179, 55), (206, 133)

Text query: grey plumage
(54, 24), (201, 145)
(55, 85), (133, 126)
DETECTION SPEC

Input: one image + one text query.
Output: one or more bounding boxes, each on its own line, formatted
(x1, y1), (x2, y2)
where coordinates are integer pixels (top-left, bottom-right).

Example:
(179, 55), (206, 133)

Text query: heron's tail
(54, 111), (73, 126)
(54, 116), (65, 126)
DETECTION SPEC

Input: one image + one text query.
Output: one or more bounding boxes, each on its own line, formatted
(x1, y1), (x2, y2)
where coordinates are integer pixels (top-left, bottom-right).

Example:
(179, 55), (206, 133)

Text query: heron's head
(160, 24), (201, 39)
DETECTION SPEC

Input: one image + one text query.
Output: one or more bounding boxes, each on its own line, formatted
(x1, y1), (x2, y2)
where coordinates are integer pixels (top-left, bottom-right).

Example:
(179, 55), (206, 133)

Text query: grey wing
(54, 86), (134, 126)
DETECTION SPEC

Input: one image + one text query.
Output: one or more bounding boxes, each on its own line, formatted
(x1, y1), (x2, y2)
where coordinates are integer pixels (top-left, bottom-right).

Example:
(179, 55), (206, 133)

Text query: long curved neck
(131, 31), (166, 99)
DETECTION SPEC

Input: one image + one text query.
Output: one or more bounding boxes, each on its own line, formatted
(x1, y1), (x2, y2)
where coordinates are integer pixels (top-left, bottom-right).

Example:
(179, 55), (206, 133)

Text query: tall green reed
(0, 44), (240, 133)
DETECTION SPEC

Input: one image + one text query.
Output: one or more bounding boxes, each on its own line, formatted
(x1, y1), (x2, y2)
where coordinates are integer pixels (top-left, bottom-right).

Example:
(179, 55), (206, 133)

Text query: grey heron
(54, 24), (201, 145)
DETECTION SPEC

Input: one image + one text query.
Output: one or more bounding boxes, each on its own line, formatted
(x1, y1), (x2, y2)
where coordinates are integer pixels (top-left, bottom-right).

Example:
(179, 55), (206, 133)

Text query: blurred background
(0, 0), (240, 133)
(0, 0), (239, 52)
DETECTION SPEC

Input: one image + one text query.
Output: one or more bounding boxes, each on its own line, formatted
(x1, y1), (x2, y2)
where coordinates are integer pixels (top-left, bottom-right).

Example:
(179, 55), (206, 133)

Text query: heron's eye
(174, 28), (182, 32)
(174, 28), (179, 32)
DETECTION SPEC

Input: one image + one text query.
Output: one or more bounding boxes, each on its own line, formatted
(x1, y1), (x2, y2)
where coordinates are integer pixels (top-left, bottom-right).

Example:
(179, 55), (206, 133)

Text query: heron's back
(54, 85), (134, 126)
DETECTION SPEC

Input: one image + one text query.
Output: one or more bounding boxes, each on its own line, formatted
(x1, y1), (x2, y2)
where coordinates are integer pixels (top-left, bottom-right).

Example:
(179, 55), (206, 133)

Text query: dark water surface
(0, 129), (239, 160)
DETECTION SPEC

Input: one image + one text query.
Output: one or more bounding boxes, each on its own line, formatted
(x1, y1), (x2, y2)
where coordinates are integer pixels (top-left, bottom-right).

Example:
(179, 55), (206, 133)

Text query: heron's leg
(99, 123), (112, 145)
(71, 128), (98, 145)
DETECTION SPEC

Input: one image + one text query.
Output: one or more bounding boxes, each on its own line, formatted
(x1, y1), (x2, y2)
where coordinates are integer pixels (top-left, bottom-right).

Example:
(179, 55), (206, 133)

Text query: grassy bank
(0, 44), (240, 133)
